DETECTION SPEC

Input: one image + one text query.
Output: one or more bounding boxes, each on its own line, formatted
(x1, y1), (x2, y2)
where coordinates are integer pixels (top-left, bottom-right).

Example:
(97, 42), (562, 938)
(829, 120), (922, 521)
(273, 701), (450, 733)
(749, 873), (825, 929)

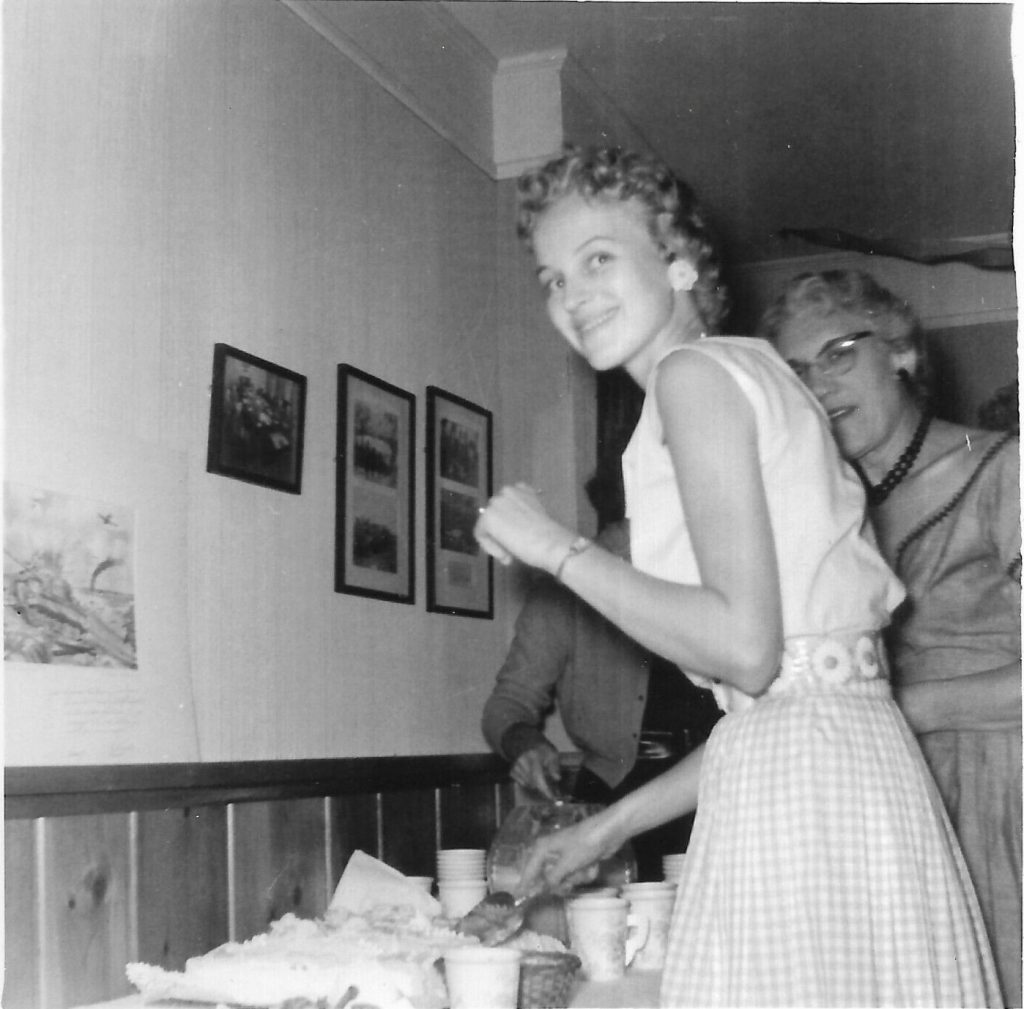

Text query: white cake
(127, 904), (479, 1009)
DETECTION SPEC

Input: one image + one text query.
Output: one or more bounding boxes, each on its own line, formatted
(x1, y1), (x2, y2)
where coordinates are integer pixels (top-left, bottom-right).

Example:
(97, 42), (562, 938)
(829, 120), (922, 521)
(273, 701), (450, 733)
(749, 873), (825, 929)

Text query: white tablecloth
(74, 971), (663, 1009)
(573, 970), (662, 1007)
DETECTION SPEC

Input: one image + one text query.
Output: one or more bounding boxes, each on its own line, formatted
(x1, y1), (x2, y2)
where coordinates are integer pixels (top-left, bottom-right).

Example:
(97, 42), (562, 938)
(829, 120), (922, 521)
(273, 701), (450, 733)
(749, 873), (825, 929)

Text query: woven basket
(517, 950), (582, 1009)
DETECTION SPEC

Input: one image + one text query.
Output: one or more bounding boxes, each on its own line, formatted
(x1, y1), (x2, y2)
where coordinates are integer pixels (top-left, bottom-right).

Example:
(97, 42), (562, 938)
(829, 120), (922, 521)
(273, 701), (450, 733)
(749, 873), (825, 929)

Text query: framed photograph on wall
(425, 386), (493, 618)
(336, 366), (415, 604)
(206, 343), (307, 494)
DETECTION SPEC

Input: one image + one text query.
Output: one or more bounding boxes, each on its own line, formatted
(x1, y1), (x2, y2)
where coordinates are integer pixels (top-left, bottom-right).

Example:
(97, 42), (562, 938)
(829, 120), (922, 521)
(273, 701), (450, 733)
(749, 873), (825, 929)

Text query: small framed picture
(206, 343), (307, 494)
(425, 386), (493, 619)
(335, 366), (415, 604)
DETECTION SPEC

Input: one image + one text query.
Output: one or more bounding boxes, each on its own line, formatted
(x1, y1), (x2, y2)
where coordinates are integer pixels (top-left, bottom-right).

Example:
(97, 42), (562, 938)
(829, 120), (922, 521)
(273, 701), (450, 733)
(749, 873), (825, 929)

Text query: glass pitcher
(486, 798), (637, 895)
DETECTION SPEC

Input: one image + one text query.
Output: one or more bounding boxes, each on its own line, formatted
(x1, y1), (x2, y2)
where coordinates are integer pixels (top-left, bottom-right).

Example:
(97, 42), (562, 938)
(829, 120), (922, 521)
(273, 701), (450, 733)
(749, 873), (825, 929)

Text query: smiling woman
(473, 145), (1001, 1008)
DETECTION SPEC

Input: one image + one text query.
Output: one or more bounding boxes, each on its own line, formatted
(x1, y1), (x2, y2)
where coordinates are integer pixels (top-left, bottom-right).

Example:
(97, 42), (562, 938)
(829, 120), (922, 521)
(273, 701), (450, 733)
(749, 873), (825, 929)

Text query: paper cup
(438, 879), (488, 918)
(567, 895), (649, 982)
(406, 875), (434, 893)
(621, 882), (677, 972)
(662, 853), (686, 883)
(444, 946), (523, 1009)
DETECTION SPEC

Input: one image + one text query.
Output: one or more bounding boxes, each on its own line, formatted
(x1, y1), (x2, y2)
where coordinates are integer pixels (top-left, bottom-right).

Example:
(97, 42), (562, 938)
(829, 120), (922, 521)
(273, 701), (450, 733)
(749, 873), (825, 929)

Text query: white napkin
(329, 849), (442, 918)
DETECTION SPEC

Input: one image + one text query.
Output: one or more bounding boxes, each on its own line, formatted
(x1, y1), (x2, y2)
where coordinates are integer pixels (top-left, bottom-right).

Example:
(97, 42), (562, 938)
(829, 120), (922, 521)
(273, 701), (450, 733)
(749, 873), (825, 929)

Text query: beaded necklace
(851, 409), (932, 507)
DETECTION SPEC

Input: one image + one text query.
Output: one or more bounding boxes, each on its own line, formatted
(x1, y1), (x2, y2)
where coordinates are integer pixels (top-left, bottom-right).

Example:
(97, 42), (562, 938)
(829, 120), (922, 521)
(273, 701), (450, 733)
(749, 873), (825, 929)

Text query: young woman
(474, 147), (1000, 1006)
(760, 269), (1020, 1007)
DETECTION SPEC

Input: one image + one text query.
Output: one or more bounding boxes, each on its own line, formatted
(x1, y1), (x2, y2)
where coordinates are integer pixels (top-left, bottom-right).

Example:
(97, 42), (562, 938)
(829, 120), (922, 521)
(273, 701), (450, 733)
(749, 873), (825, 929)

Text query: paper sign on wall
(4, 418), (200, 765)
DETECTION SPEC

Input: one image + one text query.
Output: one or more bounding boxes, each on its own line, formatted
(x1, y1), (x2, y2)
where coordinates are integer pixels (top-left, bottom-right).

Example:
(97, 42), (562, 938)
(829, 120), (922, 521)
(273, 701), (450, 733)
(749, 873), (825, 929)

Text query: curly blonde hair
(516, 145), (729, 333)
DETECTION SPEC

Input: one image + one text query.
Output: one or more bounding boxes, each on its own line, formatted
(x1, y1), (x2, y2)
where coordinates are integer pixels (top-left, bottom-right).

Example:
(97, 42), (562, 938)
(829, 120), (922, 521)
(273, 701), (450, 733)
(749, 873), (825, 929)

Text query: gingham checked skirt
(659, 633), (1001, 1008)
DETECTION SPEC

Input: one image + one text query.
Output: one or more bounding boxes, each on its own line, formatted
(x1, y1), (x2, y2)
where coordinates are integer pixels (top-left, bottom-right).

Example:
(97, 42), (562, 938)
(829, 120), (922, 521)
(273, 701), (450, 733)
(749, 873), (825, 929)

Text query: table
(573, 970), (662, 1007)
(74, 971), (663, 1009)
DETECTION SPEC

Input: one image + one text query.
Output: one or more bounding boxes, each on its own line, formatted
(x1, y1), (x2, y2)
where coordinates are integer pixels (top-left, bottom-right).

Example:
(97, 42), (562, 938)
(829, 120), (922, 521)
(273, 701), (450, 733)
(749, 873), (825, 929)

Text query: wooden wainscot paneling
(380, 788), (437, 877)
(328, 791), (380, 887)
(439, 782), (505, 851)
(4, 818), (39, 1009)
(4, 756), (512, 1006)
(232, 797), (329, 942)
(5, 756), (510, 818)
(42, 813), (132, 1008)
(136, 806), (229, 971)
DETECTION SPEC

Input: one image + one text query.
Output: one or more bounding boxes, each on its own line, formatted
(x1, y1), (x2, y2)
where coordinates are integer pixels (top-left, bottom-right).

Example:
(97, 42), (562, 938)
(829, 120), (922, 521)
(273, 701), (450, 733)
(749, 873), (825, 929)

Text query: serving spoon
(455, 890), (569, 946)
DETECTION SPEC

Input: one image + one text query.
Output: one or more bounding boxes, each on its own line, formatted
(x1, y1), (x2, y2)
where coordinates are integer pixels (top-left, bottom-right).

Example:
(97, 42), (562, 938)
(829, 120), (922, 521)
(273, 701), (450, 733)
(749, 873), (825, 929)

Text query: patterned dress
(622, 338), (1001, 1007)
(873, 427), (1021, 1007)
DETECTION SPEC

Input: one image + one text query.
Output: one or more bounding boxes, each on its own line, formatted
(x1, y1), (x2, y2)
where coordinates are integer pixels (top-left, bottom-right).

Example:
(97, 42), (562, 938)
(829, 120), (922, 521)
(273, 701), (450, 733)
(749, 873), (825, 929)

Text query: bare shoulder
(654, 345), (745, 407)
(654, 346), (757, 447)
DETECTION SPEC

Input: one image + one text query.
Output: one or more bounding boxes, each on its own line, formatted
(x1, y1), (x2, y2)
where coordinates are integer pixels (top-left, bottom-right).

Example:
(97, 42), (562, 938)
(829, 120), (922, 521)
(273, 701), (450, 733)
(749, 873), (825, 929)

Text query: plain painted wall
(4, 0), (593, 761)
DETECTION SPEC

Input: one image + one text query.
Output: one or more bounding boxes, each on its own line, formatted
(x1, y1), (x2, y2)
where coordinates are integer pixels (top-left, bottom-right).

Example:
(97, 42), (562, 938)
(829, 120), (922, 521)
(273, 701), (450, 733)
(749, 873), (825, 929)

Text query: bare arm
(896, 662), (1022, 734)
(476, 352), (783, 695)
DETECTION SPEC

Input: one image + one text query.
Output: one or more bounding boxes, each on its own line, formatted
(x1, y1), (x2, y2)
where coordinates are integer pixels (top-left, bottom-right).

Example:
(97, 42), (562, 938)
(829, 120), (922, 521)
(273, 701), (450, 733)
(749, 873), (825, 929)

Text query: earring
(668, 259), (697, 292)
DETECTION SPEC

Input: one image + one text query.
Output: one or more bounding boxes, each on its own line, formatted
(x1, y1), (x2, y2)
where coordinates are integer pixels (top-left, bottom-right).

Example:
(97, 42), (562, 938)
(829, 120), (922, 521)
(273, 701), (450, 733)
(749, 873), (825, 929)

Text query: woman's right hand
(517, 814), (615, 896)
(474, 484), (576, 574)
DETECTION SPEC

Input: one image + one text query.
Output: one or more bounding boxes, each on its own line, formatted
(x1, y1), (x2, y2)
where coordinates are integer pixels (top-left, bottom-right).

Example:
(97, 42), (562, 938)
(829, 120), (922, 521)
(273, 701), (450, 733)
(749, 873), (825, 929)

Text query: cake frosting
(127, 903), (479, 1008)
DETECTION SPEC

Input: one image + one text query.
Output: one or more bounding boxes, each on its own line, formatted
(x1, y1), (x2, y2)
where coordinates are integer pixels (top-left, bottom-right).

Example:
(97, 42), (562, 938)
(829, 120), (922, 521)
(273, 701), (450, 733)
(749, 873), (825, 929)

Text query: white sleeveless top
(621, 337), (905, 712)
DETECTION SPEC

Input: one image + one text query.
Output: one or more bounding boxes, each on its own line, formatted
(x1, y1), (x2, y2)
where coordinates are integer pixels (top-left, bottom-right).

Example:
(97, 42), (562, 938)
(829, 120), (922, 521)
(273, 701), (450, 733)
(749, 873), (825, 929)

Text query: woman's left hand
(474, 483), (575, 574)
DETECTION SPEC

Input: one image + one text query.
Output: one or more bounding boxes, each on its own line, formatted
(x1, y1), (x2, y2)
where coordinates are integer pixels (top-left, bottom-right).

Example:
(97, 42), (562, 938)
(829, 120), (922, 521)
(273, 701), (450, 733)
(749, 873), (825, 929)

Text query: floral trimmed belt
(768, 631), (890, 696)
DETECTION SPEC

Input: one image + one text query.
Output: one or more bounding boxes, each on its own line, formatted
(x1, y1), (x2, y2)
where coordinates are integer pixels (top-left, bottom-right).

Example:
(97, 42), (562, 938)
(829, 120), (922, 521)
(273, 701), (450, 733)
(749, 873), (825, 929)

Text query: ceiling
(443, 1), (1016, 268)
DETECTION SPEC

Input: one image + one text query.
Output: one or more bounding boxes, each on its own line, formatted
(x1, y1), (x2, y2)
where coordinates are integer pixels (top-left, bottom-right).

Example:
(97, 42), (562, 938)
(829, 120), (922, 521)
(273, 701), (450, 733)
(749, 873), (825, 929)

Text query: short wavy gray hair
(757, 269), (930, 395)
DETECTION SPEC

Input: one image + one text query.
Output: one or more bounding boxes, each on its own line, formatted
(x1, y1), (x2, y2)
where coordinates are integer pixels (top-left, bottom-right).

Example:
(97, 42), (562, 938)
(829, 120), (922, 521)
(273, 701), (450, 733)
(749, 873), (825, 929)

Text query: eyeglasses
(786, 330), (876, 383)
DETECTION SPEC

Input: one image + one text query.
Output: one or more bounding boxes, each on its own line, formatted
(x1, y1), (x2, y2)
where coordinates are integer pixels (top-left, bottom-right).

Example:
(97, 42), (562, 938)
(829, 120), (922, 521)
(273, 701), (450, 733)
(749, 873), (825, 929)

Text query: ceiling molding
(492, 48), (567, 180)
(280, 0), (499, 177)
(279, 2), (1013, 310)
(735, 241), (1017, 330)
(278, 3), (646, 181)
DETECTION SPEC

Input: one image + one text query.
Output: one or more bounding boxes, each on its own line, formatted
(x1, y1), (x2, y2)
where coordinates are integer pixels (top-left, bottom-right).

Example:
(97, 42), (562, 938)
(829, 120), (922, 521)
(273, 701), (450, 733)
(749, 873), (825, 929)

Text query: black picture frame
(206, 343), (306, 494)
(425, 386), (493, 618)
(335, 365), (416, 604)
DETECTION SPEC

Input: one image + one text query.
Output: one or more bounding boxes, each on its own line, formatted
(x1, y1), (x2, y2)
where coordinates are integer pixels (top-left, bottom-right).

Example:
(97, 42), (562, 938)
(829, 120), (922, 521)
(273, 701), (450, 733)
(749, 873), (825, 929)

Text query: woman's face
(531, 193), (690, 382)
(773, 307), (907, 463)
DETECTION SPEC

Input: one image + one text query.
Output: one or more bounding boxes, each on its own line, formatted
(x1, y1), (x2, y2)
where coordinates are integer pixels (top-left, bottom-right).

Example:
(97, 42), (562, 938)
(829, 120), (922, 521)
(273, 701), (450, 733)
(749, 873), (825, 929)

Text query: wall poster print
(4, 484), (137, 668)
(335, 365), (415, 604)
(425, 386), (493, 619)
(207, 343), (307, 493)
(3, 414), (200, 765)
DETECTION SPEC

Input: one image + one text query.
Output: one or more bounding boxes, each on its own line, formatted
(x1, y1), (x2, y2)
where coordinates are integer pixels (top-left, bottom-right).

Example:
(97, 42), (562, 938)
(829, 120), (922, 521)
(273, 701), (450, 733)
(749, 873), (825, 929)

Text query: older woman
(760, 269), (1021, 1007)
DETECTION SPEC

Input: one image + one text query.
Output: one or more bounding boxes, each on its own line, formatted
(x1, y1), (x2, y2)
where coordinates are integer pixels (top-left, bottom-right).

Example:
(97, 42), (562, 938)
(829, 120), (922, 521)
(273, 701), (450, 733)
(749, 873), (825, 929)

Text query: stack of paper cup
(436, 848), (488, 918)
(662, 853), (686, 884)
